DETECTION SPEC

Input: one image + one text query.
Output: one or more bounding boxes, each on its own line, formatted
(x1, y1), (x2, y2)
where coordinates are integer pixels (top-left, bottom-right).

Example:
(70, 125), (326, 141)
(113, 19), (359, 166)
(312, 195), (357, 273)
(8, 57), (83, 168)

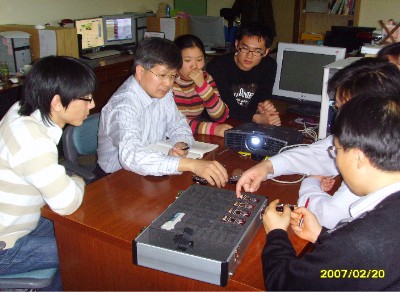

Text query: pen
(178, 143), (190, 151)
(299, 197), (310, 227)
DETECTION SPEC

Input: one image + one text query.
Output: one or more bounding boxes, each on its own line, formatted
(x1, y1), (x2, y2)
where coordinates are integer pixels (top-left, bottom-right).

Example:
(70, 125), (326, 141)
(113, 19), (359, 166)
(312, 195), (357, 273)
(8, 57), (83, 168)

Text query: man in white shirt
(0, 56), (97, 290)
(236, 58), (400, 228)
(97, 37), (228, 187)
(262, 93), (400, 290)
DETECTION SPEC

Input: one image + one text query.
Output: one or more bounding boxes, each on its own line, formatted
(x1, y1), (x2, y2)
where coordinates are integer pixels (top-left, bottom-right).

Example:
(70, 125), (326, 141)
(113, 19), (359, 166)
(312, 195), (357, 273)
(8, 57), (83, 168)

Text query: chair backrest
(220, 8), (235, 28)
(62, 113), (100, 164)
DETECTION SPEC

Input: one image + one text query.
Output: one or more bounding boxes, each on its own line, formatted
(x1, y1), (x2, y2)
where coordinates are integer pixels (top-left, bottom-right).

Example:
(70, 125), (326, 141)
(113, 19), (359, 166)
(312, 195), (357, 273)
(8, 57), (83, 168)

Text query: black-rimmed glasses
(237, 47), (266, 57)
(76, 94), (93, 103)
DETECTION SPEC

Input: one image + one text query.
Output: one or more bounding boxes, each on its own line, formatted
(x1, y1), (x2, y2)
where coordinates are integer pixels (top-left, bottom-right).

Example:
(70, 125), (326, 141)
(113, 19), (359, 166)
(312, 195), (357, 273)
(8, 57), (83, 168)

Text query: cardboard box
(146, 16), (190, 40)
(0, 24), (79, 61)
(134, 184), (267, 286)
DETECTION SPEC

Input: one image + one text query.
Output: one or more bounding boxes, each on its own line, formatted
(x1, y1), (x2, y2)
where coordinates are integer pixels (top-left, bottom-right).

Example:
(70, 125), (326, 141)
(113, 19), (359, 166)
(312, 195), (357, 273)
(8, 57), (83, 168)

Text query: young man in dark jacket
(207, 21), (280, 126)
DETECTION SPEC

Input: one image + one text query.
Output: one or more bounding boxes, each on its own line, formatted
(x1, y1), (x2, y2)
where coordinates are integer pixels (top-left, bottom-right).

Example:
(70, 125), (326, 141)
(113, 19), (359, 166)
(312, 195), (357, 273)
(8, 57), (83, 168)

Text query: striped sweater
(0, 102), (85, 249)
(173, 71), (229, 135)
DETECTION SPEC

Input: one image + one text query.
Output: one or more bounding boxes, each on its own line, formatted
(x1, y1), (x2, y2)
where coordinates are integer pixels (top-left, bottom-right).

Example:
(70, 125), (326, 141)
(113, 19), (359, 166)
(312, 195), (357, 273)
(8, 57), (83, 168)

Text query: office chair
(60, 112), (100, 183)
(0, 268), (57, 289)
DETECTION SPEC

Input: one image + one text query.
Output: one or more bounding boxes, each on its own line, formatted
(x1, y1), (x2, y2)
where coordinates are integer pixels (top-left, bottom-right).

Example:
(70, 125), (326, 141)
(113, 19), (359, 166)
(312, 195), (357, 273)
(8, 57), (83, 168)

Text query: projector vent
(224, 133), (246, 150)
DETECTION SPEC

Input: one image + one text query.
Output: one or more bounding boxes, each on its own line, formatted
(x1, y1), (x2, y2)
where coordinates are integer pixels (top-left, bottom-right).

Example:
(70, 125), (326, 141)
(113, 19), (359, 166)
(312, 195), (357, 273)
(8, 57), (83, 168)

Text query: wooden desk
(42, 133), (310, 291)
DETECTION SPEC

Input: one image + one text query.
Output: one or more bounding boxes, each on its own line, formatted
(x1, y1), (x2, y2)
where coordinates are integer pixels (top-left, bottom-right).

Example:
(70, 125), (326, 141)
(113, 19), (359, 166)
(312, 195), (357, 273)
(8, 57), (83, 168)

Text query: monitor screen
(272, 43), (346, 116)
(75, 17), (104, 50)
(102, 14), (135, 47)
(190, 16), (225, 49)
(279, 51), (336, 97)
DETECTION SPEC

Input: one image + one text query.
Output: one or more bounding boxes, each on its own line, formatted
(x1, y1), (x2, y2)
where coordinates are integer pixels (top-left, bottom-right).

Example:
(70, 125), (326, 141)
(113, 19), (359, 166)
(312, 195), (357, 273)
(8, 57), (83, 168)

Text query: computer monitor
(318, 57), (362, 139)
(190, 16), (225, 49)
(272, 42), (346, 117)
(101, 14), (136, 48)
(75, 17), (105, 50)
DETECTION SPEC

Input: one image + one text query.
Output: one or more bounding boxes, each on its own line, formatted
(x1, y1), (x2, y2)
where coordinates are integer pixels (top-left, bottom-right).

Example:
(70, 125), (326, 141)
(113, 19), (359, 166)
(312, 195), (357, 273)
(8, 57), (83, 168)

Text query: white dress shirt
(97, 76), (194, 175)
(268, 135), (360, 228)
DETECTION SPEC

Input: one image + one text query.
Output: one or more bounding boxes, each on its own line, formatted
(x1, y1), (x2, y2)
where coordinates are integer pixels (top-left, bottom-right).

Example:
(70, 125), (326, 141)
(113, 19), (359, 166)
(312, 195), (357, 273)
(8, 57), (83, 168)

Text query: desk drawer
(105, 64), (132, 80)
(95, 62), (132, 82)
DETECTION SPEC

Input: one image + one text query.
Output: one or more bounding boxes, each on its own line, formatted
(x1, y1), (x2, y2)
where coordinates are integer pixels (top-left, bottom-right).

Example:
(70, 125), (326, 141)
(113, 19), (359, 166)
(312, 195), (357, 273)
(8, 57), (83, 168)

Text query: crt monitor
(101, 14), (136, 47)
(75, 17), (105, 50)
(272, 42), (346, 117)
(190, 16), (225, 49)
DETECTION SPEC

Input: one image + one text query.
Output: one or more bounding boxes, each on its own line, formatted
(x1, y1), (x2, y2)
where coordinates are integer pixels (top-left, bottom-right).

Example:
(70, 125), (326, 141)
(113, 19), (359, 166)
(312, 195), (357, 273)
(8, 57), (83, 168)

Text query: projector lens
(250, 136), (261, 146)
(246, 135), (263, 151)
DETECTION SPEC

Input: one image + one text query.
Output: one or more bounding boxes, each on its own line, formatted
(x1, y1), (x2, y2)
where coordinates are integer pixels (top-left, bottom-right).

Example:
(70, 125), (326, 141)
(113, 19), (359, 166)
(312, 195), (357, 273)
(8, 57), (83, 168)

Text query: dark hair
(377, 42), (400, 60)
(19, 56), (97, 125)
(235, 21), (272, 48)
(174, 34), (206, 58)
(133, 37), (182, 73)
(333, 94), (400, 171)
(327, 57), (400, 104)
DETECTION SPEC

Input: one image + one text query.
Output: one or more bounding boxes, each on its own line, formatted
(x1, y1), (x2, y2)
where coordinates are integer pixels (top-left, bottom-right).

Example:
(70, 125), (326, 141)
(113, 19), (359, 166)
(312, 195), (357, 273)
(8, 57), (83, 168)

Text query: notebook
(148, 140), (218, 159)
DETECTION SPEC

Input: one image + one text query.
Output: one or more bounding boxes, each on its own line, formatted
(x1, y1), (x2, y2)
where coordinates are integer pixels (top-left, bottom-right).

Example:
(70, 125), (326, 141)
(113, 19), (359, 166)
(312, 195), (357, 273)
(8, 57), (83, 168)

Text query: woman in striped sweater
(173, 34), (232, 137)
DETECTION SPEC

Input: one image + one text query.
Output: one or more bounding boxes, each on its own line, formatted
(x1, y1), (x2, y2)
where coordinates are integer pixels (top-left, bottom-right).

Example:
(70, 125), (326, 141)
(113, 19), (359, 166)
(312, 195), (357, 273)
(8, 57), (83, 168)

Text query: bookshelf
(293, 0), (361, 43)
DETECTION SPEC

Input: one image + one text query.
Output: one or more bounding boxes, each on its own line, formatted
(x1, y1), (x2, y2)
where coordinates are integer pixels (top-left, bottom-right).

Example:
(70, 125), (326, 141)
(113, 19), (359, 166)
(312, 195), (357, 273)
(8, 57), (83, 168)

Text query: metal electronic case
(133, 184), (267, 286)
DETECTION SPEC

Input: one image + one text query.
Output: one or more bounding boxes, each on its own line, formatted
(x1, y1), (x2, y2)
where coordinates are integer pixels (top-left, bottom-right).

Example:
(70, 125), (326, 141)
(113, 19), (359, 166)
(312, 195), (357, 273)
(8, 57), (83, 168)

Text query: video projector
(224, 123), (303, 159)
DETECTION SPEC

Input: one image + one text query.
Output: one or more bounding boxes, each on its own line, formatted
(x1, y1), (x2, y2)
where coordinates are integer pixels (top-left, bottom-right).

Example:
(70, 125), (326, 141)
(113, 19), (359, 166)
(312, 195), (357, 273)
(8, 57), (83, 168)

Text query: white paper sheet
(160, 18), (176, 41)
(38, 30), (57, 57)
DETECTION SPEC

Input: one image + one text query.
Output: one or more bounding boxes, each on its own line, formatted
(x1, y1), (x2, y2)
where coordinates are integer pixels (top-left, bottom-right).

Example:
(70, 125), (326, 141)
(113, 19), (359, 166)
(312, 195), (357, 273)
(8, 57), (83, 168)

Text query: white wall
(0, 0), (173, 25)
(0, 0), (233, 26)
(358, 0), (400, 29)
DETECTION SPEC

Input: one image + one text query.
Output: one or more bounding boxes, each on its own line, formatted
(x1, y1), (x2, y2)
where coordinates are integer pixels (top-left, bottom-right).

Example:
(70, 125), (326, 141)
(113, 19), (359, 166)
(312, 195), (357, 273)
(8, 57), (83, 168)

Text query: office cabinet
(0, 25), (78, 61)
(146, 17), (190, 40)
(92, 55), (134, 113)
(293, 0), (361, 43)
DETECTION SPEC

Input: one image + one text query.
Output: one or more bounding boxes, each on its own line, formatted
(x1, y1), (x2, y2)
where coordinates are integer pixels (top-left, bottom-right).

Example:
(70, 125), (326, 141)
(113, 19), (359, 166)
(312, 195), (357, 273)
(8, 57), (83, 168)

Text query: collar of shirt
(350, 181), (400, 218)
(31, 108), (62, 144)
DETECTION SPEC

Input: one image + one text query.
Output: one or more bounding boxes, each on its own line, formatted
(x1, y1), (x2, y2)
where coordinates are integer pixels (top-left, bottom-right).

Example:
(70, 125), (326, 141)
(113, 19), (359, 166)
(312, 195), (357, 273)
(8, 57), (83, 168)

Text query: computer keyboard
(82, 49), (121, 60)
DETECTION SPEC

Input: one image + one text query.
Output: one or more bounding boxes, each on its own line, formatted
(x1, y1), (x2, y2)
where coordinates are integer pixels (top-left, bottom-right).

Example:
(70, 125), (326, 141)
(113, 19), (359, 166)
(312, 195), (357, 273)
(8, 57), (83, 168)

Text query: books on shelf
(329, 0), (355, 15)
(148, 140), (218, 159)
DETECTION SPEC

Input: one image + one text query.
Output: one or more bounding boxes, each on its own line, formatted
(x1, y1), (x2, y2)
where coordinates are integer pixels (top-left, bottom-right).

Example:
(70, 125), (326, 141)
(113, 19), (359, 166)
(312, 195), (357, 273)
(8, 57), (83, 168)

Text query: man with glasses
(236, 58), (400, 228)
(0, 56), (97, 290)
(97, 37), (228, 187)
(262, 94), (400, 290)
(207, 21), (281, 126)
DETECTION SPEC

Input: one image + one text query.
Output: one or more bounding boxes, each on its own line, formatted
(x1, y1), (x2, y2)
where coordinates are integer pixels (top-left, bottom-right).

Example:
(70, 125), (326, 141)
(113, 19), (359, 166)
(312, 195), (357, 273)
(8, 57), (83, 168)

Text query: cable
(269, 143), (309, 184)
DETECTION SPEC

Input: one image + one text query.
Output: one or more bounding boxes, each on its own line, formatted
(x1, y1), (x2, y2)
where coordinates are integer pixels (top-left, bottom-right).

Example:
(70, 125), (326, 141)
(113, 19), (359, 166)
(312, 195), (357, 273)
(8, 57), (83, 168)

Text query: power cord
(270, 143), (309, 184)
(295, 118), (318, 142)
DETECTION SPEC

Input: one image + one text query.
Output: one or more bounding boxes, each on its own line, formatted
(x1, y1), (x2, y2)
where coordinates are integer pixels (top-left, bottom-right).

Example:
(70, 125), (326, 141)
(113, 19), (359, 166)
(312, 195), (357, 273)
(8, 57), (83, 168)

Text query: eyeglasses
(146, 69), (177, 81)
(237, 46), (266, 57)
(328, 145), (343, 158)
(76, 94), (93, 103)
